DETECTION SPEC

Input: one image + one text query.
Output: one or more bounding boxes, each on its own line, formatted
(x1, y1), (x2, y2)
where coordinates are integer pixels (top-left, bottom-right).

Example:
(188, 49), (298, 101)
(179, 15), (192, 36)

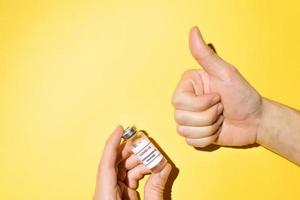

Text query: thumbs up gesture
(172, 26), (263, 148)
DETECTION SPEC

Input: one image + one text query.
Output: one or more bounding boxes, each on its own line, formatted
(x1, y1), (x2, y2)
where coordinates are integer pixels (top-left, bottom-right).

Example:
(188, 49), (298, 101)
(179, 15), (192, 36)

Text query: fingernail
(192, 25), (200, 33)
(208, 43), (217, 53)
(217, 103), (223, 115)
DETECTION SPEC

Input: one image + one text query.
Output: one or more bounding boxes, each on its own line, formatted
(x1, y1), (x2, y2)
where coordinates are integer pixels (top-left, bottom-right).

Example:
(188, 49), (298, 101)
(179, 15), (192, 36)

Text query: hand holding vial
(93, 125), (172, 200)
(122, 126), (167, 172)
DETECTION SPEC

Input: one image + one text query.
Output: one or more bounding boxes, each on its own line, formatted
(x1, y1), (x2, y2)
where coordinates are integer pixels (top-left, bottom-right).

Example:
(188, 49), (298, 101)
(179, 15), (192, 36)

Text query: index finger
(100, 125), (124, 169)
(117, 142), (133, 164)
(174, 70), (203, 95)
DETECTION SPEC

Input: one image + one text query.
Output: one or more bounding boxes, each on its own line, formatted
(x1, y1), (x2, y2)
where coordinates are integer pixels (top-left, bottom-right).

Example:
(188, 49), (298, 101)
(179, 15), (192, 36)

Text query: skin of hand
(172, 26), (300, 165)
(93, 125), (172, 200)
(172, 26), (263, 147)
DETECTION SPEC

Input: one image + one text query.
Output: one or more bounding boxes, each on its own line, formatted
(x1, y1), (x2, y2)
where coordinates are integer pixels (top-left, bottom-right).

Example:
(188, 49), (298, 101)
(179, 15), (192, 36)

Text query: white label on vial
(132, 138), (164, 169)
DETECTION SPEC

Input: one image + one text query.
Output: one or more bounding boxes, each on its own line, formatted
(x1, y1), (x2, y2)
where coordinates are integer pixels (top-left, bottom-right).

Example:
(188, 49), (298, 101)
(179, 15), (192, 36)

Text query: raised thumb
(189, 26), (232, 78)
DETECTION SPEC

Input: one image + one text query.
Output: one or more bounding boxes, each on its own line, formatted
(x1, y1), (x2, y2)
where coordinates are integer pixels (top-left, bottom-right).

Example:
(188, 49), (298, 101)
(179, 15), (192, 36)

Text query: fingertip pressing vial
(122, 125), (167, 172)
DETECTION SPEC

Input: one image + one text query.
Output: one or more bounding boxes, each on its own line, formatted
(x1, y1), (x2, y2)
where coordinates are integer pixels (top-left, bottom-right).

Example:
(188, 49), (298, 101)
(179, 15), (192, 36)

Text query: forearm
(257, 98), (300, 165)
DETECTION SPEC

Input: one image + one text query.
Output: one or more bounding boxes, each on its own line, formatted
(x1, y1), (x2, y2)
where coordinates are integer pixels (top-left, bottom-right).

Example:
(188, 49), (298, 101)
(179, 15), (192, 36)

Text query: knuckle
(181, 69), (198, 78)
(203, 114), (216, 125)
(172, 94), (182, 107)
(135, 172), (144, 180)
(228, 64), (239, 74)
(198, 49), (215, 64)
(176, 125), (186, 137)
(197, 141), (210, 148)
(211, 122), (220, 133)
(196, 95), (217, 112)
(174, 111), (184, 124)
(204, 125), (215, 135)
(220, 65), (240, 82)
(194, 101), (206, 111)
(126, 171), (133, 179)
(204, 107), (219, 124)
(185, 138), (194, 146)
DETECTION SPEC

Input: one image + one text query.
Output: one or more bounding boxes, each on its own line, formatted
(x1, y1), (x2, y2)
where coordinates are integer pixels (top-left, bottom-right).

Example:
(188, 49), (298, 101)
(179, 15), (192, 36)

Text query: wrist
(256, 98), (285, 146)
(144, 184), (165, 200)
(255, 97), (300, 165)
(145, 193), (164, 200)
(144, 188), (164, 200)
(256, 98), (272, 145)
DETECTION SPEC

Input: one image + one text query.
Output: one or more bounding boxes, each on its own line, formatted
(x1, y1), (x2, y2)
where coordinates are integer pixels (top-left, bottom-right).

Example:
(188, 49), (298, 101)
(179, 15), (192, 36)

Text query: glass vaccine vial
(122, 126), (167, 172)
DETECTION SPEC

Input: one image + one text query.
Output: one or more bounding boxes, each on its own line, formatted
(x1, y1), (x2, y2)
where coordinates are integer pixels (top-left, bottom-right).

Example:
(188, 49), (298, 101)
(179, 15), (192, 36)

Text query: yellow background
(1, 0), (299, 199)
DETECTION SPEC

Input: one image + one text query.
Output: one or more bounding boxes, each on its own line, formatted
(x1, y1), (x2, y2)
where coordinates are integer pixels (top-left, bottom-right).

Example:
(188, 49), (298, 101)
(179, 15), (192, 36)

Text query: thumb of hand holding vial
(122, 126), (167, 172)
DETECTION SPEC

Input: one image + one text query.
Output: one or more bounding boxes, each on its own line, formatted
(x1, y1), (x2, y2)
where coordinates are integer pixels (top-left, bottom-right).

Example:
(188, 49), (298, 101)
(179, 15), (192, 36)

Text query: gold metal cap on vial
(122, 125), (137, 140)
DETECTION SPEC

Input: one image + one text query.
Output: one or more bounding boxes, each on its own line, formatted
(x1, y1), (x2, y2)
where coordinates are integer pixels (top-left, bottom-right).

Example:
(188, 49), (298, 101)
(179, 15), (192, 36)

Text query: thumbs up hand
(172, 26), (263, 148)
